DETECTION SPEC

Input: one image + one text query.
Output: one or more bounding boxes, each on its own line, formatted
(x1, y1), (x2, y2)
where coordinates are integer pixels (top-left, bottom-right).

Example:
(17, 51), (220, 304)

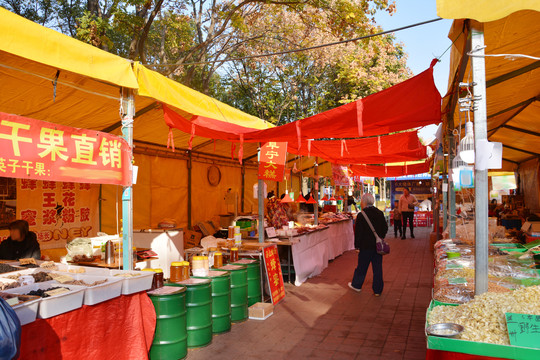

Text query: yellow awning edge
(437, 0), (540, 22)
(134, 62), (273, 130)
(0, 7), (138, 89)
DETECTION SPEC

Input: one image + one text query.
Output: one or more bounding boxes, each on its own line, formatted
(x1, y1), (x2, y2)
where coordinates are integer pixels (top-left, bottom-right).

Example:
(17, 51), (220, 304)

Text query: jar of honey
(230, 247), (239, 263)
(192, 256), (204, 269)
(213, 252), (223, 268)
(154, 268), (164, 288)
(202, 256), (209, 271)
(182, 261), (190, 280)
(170, 262), (183, 282)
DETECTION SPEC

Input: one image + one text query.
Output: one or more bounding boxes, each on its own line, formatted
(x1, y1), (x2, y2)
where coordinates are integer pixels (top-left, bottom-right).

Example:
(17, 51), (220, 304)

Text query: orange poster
(11, 179), (100, 249)
(258, 142), (288, 182)
(263, 244), (285, 304)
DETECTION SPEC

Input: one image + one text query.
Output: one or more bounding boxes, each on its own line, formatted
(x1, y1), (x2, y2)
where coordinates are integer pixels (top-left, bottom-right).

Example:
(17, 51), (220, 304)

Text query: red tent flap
(350, 161), (430, 177)
(162, 63), (441, 143)
(288, 131), (427, 164)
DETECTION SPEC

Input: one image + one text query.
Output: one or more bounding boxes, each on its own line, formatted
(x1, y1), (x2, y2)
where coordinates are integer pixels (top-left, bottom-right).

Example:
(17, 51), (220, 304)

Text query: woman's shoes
(374, 294), (381, 297)
(348, 282), (362, 292)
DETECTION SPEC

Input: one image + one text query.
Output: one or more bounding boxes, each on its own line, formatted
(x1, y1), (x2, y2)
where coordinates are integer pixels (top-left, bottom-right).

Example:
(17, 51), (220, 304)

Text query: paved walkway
(188, 227), (433, 360)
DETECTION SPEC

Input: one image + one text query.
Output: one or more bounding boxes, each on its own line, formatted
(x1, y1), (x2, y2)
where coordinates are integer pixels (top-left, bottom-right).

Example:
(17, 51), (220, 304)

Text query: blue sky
(375, 0), (453, 141)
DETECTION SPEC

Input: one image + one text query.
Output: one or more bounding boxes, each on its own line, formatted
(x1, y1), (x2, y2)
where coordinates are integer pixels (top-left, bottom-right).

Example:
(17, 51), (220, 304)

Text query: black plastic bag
(0, 297), (21, 360)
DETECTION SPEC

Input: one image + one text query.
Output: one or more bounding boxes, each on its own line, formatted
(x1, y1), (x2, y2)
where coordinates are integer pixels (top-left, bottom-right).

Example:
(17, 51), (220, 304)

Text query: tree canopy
(1, 0), (411, 124)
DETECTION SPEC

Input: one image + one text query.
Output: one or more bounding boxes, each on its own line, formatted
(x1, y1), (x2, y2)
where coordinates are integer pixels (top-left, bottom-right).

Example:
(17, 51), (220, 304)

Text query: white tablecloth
(291, 219), (354, 286)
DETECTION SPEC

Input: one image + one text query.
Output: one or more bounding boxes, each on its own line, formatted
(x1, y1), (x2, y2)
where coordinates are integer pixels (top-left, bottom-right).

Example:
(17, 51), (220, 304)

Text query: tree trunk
(87, 0), (101, 17)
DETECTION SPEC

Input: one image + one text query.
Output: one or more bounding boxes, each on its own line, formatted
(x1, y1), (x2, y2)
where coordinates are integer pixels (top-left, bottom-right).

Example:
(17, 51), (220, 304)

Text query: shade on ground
(187, 227), (432, 359)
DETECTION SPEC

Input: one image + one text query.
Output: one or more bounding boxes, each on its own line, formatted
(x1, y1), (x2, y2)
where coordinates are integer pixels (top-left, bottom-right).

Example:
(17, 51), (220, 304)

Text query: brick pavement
(187, 227), (433, 360)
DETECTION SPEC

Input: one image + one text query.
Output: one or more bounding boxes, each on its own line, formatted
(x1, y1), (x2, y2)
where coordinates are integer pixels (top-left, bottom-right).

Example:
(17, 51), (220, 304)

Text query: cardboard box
(184, 230), (202, 249)
(249, 302), (274, 320)
(521, 222), (540, 234)
(197, 221), (217, 237)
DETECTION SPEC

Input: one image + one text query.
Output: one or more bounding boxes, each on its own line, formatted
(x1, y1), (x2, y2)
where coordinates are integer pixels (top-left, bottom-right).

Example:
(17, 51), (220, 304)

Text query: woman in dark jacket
(348, 193), (388, 296)
(0, 220), (41, 260)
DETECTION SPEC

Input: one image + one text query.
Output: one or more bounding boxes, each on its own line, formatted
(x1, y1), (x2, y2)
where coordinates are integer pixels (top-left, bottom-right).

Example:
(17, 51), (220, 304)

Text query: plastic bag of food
(434, 283), (474, 304)
(65, 237), (94, 262)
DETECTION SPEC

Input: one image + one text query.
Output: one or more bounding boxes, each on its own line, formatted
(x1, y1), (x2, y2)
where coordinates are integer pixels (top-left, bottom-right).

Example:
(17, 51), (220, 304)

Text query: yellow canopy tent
(442, 9), (540, 169)
(437, 0), (540, 22)
(0, 8), (272, 240)
(437, 1), (540, 300)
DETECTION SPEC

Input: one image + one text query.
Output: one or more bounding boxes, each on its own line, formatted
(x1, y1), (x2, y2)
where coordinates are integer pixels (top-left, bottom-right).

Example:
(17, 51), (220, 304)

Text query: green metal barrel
(168, 278), (212, 348)
(233, 259), (262, 306)
(218, 264), (248, 322)
(192, 271), (231, 334)
(148, 286), (188, 360)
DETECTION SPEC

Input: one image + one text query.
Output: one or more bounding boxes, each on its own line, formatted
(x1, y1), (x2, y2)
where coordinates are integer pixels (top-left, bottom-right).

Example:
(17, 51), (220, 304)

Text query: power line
(437, 30), (462, 62)
(146, 17), (443, 67)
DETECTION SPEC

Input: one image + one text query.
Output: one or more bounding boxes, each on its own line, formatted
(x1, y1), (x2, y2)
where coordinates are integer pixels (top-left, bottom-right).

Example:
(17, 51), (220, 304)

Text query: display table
(19, 292), (156, 360)
(291, 219), (354, 286)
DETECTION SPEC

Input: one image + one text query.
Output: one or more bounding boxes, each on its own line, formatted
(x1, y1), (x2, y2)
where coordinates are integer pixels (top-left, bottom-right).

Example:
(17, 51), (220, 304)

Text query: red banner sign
(263, 244), (285, 304)
(258, 142), (287, 182)
(0, 112), (132, 185)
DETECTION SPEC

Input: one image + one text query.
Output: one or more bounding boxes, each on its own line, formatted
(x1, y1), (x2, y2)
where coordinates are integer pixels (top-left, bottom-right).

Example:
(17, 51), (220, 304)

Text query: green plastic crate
(501, 248), (527, 253)
(426, 300), (540, 359)
(492, 243), (524, 248)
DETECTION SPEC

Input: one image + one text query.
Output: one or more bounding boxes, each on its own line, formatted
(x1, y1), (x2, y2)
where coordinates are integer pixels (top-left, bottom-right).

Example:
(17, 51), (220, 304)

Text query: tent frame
(121, 90), (135, 269)
(470, 22), (489, 295)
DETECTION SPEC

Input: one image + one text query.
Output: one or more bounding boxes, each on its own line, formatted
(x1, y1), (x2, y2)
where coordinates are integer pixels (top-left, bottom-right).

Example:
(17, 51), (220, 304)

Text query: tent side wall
(517, 158), (540, 213)
(99, 152), (334, 234)
(101, 154), (189, 233)
(101, 153), (262, 233)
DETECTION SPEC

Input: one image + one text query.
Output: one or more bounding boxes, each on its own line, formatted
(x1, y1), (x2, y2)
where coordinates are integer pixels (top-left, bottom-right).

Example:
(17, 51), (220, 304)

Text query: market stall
(427, 2), (540, 358)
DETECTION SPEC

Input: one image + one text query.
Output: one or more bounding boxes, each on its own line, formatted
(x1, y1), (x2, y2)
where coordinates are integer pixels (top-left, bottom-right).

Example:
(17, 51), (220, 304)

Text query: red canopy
(162, 60), (441, 148)
(287, 131), (427, 164)
(350, 161), (431, 178)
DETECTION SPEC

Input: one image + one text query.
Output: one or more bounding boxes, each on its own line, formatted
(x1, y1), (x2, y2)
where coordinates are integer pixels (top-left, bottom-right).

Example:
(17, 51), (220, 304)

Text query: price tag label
(265, 227), (276, 238)
(5, 297), (19, 306)
(506, 312), (540, 348)
(45, 288), (70, 296)
(446, 263), (463, 270)
(448, 277), (468, 285)
(19, 258), (37, 265)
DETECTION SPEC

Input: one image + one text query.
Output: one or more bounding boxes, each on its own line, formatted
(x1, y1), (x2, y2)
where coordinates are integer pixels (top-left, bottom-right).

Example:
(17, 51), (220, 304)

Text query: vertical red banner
(263, 244), (285, 304)
(258, 142), (288, 182)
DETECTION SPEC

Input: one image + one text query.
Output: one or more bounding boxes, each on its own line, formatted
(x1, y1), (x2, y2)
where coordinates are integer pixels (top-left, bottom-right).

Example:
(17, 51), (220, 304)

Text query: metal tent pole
(448, 132), (457, 238)
(471, 22), (489, 295)
(258, 179), (264, 243)
(257, 145), (264, 243)
(314, 159), (319, 225)
(433, 177), (439, 237)
(241, 164), (245, 213)
(187, 151), (192, 229)
(442, 177), (447, 230)
(122, 89), (135, 270)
